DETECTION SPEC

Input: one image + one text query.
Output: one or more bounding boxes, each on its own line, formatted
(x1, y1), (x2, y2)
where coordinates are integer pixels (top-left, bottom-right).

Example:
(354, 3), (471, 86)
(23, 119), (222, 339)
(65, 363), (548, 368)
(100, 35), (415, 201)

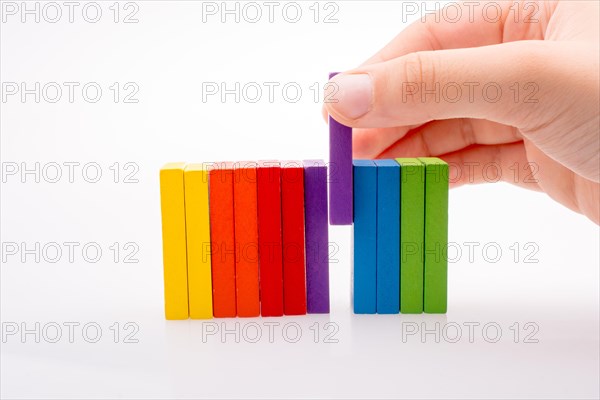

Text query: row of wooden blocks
(160, 161), (329, 320)
(353, 158), (449, 314)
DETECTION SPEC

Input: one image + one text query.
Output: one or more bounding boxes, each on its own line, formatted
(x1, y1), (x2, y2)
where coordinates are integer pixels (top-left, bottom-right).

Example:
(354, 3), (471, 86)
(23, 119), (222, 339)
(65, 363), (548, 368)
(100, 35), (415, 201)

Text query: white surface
(1, 1), (599, 399)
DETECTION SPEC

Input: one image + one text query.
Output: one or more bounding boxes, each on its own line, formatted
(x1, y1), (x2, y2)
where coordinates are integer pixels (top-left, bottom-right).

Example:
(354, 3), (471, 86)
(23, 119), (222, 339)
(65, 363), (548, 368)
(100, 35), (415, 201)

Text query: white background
(1, 1), (599, 399)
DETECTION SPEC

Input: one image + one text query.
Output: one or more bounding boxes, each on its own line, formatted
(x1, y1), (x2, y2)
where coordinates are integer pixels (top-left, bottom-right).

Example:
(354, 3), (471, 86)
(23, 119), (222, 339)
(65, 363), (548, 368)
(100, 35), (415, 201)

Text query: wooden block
(209, 162), (237, 318)
(281, 161), (307, 315)
(303, 160), (330, 313)
(159, 162), (189, 320)
(233, 161), (260, 317)
(328, 72), (353, 225)
(184, 164), (213, 319)
(396, 158), (425, 314)
(418, 157), (449, 314)
(257, 161), (284, 317)
(352, 160), (377, 314)
(374, 160), (400, 314)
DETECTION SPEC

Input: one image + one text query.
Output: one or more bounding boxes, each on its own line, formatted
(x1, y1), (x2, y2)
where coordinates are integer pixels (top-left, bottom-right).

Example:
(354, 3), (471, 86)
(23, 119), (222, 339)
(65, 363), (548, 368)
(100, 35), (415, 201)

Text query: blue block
(374, 160), (400, 314)
(352, 160), (377, 314)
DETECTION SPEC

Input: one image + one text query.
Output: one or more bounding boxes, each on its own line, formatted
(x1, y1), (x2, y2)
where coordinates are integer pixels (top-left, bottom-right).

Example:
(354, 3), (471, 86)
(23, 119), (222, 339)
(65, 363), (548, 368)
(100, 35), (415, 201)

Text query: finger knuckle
(400, 52), (438, 107)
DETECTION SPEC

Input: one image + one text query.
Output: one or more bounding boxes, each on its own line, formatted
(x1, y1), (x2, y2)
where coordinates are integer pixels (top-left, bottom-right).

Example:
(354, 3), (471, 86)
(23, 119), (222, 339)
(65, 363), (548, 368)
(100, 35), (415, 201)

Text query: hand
(323, 0), (599, 224)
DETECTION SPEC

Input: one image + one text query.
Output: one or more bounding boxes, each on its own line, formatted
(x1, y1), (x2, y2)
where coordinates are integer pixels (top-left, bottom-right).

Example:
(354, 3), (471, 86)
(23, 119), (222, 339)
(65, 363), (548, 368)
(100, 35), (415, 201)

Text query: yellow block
(184, 164), (214, 319)
(160, 163), (189, 319)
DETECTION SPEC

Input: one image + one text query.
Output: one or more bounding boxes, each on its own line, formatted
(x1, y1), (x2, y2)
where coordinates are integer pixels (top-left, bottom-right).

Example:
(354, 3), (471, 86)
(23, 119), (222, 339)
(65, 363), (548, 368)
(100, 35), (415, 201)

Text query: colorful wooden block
(303, 160), (330, 313)
(281, 161), (307, 315)
(209, 162), (237, 318)
(233, 161), (260, 317)
(257, 161), (284, 317)
(184, 164), (213, 319)
(418, 157), (449, 314)
(374, 160), (400, 314)
(159, 162), (189, 320)
(352, 160), (377, 314)
(396, 159), (425, 314)
(328, 72), (353, 225)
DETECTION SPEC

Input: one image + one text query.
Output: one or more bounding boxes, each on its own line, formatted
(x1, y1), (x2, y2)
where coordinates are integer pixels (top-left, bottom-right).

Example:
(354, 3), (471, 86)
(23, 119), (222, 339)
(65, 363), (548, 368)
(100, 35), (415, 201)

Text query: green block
(395, 159), (425, 314)
(418, 157), (449, 314)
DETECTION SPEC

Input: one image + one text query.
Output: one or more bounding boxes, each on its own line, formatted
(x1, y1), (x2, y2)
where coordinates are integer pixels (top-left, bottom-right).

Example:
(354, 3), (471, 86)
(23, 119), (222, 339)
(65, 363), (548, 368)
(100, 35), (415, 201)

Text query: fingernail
(328, 74), (372, 120)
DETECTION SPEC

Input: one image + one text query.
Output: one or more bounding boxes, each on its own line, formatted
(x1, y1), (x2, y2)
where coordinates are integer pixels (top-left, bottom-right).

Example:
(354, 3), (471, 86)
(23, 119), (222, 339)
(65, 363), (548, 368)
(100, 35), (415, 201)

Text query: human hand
(323, 0), (599, 224)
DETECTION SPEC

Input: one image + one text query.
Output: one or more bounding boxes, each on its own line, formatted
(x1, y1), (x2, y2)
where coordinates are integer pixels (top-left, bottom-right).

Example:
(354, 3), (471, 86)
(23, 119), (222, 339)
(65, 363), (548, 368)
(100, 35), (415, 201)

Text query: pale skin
(323, 0), (599, 224)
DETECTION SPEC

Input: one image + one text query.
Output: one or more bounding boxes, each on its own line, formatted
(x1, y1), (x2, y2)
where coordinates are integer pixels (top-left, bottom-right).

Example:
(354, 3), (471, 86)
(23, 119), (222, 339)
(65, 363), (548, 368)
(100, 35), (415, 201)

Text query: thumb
(325, 41), (564, 130)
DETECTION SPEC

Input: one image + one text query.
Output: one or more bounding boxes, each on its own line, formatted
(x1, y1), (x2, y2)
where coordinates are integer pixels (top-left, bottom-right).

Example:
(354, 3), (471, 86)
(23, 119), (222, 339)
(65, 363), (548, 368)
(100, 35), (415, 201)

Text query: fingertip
(326, 73), (373, 125)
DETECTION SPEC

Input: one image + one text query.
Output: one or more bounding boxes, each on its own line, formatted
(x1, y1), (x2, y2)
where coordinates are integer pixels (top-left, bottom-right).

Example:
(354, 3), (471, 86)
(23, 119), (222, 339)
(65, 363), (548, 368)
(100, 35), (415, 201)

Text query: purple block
(303, 160), (330, 314)
(328, 72), (353, 225)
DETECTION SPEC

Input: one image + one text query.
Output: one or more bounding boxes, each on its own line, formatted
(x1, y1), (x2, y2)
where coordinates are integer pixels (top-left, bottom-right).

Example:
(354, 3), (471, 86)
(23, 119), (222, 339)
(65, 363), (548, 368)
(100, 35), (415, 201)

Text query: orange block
(233, 161), (260, 317)
(209, 162), (237, 317)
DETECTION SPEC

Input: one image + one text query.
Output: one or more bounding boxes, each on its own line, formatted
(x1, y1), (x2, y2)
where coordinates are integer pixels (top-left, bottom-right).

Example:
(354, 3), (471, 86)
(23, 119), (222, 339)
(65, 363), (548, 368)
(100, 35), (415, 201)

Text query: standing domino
(234, 161), (260, 317)
(304, 160), (330, 313)
(374, 160), (400, 314)
(257, 161), (284, 316)
(281, 161), (307, 315)
(396, 159), (425, 314)
(184, 164), (214, 319)
(159, 162), (189, 320)
(419, 157), (449, 314)
(352, 160), (377, 314)
(209, 162), (237, 318)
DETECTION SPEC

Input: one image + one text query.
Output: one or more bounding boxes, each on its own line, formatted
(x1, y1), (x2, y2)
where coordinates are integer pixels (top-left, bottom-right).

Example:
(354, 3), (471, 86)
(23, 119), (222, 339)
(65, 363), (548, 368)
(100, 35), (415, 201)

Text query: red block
(209, 162), (237, 318)
(257, 161), (284, 316)
(281, 161), (307, 315)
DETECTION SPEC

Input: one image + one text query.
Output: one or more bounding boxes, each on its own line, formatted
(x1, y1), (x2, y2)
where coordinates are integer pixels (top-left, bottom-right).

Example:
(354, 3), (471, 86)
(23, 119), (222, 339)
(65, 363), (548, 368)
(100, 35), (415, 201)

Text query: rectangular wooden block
(374, 160), (400, 314)
(352, 160), (377, 314)
(418, 157), (449, 314)
(233, 161), (260, 318)
(328, 72), (353, 226)
(281, 161), (307, 315)
(160, 162), (189, 320)
(257, 161), (284, 317)
(396, 159), (425, 314)
(209, 162), (237, 318)
(303, 160), (330, 313)
(184, 164), (213, 319)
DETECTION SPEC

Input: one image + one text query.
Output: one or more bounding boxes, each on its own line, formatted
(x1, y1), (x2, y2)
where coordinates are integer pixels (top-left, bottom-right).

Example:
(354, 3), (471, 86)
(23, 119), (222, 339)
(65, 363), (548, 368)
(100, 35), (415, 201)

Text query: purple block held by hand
(328, 72), (353, 225)
(303, 160), (330, 314)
